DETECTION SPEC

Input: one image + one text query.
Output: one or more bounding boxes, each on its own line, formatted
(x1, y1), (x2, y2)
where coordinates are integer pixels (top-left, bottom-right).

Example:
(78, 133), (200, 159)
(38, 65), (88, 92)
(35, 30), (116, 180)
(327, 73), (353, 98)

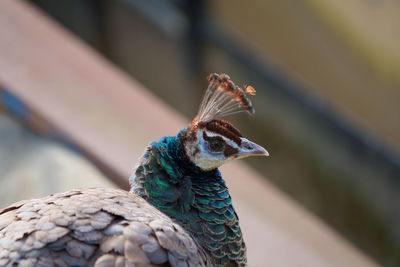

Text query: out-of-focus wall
(214, 0), (400, 152)
(0, 113), (116, 207)
(306, 0), (400, 86)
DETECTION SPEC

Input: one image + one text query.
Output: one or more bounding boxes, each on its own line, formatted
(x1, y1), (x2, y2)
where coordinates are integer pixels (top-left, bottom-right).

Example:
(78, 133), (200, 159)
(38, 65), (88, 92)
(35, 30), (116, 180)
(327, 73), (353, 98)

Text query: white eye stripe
(203, 130), (240, 149)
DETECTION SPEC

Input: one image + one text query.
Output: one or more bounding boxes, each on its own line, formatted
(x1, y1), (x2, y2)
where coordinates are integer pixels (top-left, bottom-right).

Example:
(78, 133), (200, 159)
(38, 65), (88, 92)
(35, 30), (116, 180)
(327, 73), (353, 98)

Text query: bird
(0, 73), (268, 267)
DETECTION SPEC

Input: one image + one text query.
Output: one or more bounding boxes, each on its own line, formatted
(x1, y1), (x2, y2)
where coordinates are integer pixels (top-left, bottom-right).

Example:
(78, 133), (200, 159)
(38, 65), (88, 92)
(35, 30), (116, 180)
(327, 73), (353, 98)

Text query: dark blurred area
(19, 0), (400, 265)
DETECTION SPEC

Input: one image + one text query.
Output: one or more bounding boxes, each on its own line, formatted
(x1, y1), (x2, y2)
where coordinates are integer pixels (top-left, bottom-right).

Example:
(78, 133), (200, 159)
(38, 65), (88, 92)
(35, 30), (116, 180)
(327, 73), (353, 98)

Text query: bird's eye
(208, 139), (224, 152)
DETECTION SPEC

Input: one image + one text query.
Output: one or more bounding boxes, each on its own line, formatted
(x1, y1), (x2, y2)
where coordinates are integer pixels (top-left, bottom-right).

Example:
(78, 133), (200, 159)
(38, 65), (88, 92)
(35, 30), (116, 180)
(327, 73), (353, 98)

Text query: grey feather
(0, 188), (211, 266)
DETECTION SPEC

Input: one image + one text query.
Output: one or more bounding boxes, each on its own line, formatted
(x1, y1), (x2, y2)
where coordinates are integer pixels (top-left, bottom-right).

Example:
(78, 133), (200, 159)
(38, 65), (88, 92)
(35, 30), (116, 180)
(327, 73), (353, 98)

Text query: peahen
(0, 73), (268, 267)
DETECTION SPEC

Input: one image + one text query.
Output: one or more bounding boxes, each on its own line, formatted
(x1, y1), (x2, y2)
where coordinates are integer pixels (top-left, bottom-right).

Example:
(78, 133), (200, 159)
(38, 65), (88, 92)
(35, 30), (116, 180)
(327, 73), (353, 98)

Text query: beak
(235, 138), (269, 159)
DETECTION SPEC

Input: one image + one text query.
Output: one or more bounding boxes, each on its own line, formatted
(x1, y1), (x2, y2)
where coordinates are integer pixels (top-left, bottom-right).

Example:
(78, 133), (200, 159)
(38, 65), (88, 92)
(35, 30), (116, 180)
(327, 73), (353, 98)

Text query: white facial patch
(184, 129), (241, 171)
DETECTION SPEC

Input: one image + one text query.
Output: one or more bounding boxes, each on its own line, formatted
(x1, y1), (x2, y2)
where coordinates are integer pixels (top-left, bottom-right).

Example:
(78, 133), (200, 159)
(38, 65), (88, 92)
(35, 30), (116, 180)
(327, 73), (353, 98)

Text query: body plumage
(0, 73), (268, 266)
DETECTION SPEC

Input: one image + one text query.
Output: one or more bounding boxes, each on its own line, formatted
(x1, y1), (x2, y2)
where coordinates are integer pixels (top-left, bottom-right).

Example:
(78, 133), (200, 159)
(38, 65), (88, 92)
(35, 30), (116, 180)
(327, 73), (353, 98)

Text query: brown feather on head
(181, 73), (267, 171)
(198, 119), (242, 145)
(194, 73), (256, 125)
(185, 73), (256, 148)
(244, 85), (256, 95)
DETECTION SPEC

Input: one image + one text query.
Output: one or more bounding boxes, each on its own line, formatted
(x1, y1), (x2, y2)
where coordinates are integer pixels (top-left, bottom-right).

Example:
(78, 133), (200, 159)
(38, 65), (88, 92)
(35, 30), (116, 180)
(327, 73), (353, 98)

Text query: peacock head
(182, 73), (269, 171)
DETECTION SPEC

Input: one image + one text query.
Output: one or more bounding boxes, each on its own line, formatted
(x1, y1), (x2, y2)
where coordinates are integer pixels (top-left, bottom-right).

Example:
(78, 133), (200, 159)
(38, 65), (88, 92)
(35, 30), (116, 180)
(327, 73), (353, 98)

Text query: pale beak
(235, 138), (269, 159)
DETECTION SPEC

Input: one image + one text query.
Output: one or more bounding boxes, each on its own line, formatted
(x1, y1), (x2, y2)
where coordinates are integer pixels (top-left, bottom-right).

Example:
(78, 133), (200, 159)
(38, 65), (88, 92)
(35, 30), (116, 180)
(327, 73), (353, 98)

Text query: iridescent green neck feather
(130, 130), (246, 267)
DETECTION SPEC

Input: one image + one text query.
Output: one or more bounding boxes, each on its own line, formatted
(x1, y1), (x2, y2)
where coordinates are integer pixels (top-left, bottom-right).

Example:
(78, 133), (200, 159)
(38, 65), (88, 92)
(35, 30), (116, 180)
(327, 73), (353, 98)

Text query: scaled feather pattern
(0, 188), (209, 266)
(132, 130), (246, 266)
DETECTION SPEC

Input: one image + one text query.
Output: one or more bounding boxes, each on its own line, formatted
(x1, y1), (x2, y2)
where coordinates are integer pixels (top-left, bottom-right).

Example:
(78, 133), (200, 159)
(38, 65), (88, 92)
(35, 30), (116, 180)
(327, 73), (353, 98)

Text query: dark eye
(208, 139), (224, 152)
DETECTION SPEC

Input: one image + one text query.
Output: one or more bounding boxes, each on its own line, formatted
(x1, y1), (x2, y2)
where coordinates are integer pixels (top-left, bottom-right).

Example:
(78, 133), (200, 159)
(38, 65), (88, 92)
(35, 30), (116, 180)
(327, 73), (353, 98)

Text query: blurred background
(0, 0), (399, 266)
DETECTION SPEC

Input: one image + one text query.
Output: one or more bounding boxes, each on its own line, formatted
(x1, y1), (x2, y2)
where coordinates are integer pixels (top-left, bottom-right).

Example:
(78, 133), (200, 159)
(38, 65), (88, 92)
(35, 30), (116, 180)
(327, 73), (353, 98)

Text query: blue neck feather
(130, 129), (246, 266)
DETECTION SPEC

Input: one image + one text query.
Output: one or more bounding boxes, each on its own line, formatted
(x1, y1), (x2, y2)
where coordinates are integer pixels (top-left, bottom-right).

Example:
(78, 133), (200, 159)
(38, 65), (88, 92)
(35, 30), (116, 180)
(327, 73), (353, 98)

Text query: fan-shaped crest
(195, 73), (256, 124)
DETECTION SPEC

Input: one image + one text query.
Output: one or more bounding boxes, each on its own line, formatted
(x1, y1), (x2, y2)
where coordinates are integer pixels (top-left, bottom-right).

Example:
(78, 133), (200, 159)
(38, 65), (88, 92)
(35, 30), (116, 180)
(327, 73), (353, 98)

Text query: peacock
(0, 73), (268, 267)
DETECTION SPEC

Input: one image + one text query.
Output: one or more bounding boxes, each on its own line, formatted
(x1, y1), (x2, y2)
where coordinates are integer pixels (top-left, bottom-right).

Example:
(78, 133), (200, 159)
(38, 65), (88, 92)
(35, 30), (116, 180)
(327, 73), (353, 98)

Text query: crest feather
(195, 73), (256, 123)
